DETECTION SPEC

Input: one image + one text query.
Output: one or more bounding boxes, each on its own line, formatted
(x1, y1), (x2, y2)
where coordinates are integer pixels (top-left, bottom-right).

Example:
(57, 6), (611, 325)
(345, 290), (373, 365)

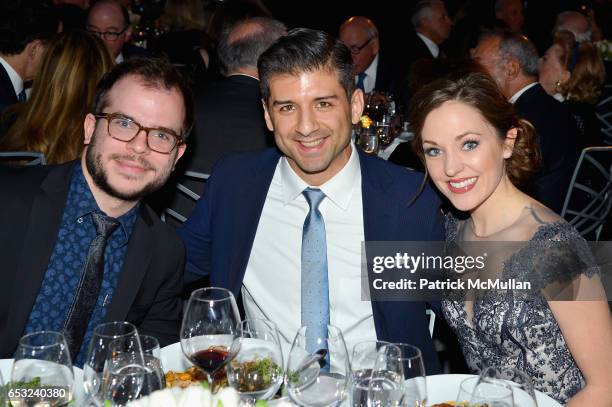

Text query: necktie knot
(356, 73), (367, 92)
(17, 89), (26, 102)
(303, 187), (326, 212)
(91, 212), (119, 239)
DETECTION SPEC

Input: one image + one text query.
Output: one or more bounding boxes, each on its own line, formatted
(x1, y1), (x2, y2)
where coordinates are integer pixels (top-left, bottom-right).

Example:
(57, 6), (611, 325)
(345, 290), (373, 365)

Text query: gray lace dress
(441, 209), (598, 404)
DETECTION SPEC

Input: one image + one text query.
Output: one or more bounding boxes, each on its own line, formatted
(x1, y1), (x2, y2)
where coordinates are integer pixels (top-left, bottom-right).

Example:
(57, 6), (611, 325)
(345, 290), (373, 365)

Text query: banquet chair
(0, 151), (46, 166)
(596, 84), (612, 145)
(561, 146), (612, 240)
(161, 170), (210, 224)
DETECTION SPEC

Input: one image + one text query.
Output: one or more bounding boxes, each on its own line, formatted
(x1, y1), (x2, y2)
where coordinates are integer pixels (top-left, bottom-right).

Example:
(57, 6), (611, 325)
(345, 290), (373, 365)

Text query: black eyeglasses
(349, 35), (377, 55)
(87, 27), (127, 41)
(94, 113), (183, 154)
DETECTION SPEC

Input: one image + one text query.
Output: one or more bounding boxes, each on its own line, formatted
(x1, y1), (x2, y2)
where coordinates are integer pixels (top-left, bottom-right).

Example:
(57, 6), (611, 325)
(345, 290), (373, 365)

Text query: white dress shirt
(509, 82), (538, 104)
(355, 54), (379, 94)
(242, 143), (376, 356)
(416, 32), (439, 58)
(0, 56), (24, 99)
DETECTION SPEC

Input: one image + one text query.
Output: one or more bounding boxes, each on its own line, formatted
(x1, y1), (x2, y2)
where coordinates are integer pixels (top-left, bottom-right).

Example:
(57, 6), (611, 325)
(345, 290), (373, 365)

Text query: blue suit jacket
(180, 147), (445, 374)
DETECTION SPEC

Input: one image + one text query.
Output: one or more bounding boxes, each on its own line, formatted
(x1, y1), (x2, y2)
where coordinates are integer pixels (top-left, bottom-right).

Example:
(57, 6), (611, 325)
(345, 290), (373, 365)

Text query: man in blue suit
(180, 28), (444, 374)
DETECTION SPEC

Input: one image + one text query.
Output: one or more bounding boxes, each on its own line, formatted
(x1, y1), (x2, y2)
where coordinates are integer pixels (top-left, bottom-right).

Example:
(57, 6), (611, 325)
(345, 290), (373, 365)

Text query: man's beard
(85, 142), (171, 202)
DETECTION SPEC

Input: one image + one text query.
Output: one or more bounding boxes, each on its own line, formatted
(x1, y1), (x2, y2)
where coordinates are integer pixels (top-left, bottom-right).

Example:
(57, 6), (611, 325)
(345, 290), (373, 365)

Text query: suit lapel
(226, 149), (281, 295)
(104, 205), (154, 322)
(7, 164), (73, 350)
(359, 152), (401, 340)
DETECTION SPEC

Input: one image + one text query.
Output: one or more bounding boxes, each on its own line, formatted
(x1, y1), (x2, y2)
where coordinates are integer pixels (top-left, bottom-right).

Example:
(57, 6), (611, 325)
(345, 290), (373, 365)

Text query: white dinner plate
(159, 342), (191, 372)
(0, 358), (85, 404)
(426, 374), (561, 407)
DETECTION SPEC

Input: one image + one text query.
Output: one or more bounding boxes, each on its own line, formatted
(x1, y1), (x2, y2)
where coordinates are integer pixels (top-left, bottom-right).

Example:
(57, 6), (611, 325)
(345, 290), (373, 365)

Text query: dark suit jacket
(514, 84), (580, 214)
(0, 161), (185, 357)
(122, 43), (152, 59)
(179, 147), (445, 374)
(0, 63), (18, 114)
(148, 74), (273, 224)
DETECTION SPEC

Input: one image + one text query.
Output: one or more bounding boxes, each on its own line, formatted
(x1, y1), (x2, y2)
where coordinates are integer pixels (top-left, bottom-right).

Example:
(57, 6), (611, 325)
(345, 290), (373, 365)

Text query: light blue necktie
(17, 89), (26, 102)
(301, 188), (330, 354)
(356, 72), (367, 92)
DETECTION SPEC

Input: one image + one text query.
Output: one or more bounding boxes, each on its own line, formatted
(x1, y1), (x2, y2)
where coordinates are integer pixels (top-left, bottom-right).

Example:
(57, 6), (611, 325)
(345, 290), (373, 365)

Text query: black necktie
(64, 211), (119, 359)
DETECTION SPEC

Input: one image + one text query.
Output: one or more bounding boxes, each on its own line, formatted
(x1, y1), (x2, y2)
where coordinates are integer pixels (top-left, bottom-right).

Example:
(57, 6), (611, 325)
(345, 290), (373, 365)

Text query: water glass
(367, 344), (405, 407)
(479, 367), (537, 407)
(286, 325), (350, 407)
(348, 340), (390, 407)
(358, 127), (379, 155)
(99, 335), (146, 406)
(138, 335), (165, 396)
(11, 331), (74, 406)
(456, 376), (514, 407)
(83, 321), (142, 407)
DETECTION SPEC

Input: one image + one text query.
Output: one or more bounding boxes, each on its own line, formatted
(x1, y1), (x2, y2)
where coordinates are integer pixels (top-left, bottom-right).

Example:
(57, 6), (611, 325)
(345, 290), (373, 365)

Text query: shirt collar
(71, 163), (139, 246)
(280, 142), (360, 211)
(363, 54), (379, 79)
(509, 82), (538, 104)
(416, 32), (439, 58)
(228, 73), (259, 81)
(0, 56), (24, 96)
(115, 52), (124, 64)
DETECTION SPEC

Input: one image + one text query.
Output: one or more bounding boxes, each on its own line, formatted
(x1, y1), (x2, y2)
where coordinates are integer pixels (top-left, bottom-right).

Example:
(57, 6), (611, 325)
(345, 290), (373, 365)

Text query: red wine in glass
(189, 346), (230, 375)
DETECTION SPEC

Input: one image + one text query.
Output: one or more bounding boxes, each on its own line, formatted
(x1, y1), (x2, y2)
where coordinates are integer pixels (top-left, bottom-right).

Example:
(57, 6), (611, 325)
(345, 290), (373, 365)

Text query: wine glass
(98, 335), (146, 406)
(181, 287), (241, 389)
(227, 319), (284, 405)
(394, 344), (427, 407)
(138, 335), (165, 396)
(348, 340), (390, 407)
(479, 367), (537, 407)
(82, 321), (142, 407)
(456, 377), (514, 407)
(286, 325), (350, 407)
(367, 344), (405, 407)
(11, 331), (74, 406)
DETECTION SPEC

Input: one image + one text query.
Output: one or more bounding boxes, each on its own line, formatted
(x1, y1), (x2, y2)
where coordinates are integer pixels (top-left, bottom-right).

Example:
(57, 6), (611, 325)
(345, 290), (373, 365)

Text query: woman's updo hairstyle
(409, 70), (541, 187)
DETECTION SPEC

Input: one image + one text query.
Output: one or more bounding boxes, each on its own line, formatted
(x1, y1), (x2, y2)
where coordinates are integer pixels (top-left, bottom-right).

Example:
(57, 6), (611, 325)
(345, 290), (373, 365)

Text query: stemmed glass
(368, 343), (427, 407)
(138, 335), (165, 396)
(348, 340), (390, 407)
(286, 325), (350, 407)
(11, 331), (74, 406)
(98, 335), (147, 406)
(456, 377), (514, 407)
(479, 367), (537, 407)
(181, 287), (241, 389)
(367, 344), (405, 407)
(82, 321), (143, 407)
(227, 319), (284, 405)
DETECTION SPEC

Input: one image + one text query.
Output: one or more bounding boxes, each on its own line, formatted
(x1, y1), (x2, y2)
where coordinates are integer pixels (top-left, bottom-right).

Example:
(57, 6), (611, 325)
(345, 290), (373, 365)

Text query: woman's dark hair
(409, 70), (540, 186)
(257, 28), (355, 103)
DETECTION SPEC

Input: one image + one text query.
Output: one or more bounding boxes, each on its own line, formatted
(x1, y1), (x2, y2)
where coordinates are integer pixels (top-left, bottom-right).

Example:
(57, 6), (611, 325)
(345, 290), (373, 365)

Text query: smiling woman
(406, 70), (612, 405)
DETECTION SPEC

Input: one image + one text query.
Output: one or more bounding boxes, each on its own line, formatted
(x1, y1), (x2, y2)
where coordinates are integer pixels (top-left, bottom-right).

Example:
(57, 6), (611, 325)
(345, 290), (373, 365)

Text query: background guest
(553, 10), (592, 43)
(87, 0), (149, 63)
(338, 16), (402, 96)
(151, 0), (209, 80)
(0, 0), (58, 113)
(472, 30), (579, 214)
(0, 31), (114, 164)
(494, 0), (524, 33)
(539, 30), (606, 147)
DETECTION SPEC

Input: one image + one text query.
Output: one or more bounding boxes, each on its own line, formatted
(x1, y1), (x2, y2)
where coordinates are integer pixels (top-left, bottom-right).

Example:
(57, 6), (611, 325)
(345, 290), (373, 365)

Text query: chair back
(0, 151), (46, 166)
(161, 170), (210, 224)
(596, 84), (612, 145)
(561, 146), (612, 240)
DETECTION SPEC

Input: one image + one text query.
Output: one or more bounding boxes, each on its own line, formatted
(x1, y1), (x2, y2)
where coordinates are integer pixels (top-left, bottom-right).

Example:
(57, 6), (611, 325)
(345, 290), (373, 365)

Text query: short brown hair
(553, 30), (606, 104)
(409, 71), (540, 186)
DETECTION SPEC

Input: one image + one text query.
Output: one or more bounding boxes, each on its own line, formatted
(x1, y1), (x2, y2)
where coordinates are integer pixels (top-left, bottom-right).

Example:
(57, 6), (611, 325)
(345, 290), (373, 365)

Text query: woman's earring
(555, 80), (562, 92)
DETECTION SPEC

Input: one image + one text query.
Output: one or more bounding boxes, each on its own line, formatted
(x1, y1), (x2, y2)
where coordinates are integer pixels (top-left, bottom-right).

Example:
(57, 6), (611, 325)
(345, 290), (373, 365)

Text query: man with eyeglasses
(339, 16), (401, 95)
(87, 0), (149, 63)
(0, 57), (191, 366)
